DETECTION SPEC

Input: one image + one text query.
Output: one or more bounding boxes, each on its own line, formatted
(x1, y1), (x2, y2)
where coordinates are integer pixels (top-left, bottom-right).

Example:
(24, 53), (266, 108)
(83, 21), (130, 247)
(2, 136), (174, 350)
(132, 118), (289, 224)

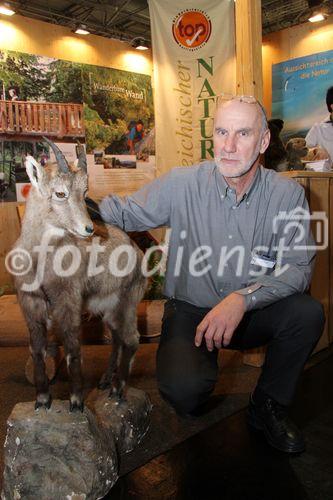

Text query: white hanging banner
(148, 0), (236, 175)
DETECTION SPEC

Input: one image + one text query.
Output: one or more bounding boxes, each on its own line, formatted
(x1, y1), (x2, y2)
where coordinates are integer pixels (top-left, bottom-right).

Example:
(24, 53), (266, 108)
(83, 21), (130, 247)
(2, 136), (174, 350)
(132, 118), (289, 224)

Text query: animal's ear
(285, 140), (292, 152)
(25, 155), (44, 192)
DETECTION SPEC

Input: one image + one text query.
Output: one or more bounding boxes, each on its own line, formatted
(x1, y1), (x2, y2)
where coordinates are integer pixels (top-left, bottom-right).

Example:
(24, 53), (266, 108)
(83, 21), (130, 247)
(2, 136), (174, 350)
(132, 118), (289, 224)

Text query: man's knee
(281, 294), (325, 341)
(158, 374), (216, 415)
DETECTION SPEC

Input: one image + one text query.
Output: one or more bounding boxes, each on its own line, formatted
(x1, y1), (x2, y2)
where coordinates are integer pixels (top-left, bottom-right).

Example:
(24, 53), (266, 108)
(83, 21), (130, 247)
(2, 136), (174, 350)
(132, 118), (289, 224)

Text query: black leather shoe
(247, 396), (305, 453)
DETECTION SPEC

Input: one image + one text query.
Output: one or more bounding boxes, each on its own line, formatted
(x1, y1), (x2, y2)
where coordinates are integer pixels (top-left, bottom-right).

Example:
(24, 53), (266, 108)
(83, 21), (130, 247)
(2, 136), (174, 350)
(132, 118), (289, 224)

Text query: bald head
(213, 98), (270, 179)
(216, 97), (268, 133)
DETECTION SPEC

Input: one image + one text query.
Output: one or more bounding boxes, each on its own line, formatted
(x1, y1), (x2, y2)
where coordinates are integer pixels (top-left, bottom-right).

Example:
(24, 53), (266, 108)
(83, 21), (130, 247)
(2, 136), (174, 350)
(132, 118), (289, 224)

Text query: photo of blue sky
(272, 50), (333, 140)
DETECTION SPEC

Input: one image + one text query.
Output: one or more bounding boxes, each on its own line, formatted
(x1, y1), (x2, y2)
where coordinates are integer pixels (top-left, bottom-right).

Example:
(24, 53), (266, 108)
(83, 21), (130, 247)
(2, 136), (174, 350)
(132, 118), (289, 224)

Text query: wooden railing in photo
(0, 100), (84, 138)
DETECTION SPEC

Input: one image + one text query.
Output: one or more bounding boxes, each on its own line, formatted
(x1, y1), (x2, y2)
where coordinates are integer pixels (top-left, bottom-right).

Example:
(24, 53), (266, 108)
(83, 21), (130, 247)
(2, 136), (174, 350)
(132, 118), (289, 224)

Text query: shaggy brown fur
(14, 143), (146, 412)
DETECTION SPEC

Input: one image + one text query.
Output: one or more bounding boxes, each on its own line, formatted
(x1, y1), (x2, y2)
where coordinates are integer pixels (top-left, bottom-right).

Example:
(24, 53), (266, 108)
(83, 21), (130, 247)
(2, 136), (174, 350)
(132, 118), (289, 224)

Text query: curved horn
(42, 136), (69, 173)
(76, 140), (87, 173)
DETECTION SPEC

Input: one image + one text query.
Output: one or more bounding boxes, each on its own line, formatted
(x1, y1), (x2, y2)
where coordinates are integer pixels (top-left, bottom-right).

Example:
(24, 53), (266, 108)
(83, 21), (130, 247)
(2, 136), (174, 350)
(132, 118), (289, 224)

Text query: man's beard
(214, 144), (261, 178)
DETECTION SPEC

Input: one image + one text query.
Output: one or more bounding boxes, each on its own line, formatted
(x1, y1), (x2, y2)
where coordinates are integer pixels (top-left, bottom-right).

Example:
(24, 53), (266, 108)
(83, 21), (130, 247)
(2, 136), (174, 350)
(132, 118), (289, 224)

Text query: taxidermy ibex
(13, 138), (146, 411)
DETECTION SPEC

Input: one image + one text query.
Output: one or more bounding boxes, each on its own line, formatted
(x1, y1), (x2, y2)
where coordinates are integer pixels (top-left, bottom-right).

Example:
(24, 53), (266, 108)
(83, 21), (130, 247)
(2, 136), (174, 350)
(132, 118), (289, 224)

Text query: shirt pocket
(248, 251), (276, 281)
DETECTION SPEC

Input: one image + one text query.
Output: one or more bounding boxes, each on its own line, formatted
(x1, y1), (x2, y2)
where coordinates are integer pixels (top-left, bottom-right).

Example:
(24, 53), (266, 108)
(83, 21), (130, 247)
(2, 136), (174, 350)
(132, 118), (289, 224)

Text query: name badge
(251, 252), (276, 269)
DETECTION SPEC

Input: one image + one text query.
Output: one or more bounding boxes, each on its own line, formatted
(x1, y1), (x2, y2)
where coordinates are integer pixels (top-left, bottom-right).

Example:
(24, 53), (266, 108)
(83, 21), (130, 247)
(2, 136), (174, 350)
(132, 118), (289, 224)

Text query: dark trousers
(156, 294), (325, 415)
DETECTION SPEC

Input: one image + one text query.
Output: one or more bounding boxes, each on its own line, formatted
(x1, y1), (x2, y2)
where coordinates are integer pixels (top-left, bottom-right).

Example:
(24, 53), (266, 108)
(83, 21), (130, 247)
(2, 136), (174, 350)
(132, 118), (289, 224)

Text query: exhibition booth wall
(0, 14), (152, 75)
(0, 15), (155, 288)
(260, 17), (333, 354)
(262, 14), (333, 115)
(0, 13), (333, 352)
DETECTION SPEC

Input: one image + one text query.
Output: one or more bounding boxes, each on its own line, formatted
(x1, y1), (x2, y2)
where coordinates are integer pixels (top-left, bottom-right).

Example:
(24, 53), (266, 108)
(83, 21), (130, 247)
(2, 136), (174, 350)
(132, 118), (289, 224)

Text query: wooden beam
(0, 202), (21, 290)
(235, 0), (263, 100)
(236, 0), (265, 368)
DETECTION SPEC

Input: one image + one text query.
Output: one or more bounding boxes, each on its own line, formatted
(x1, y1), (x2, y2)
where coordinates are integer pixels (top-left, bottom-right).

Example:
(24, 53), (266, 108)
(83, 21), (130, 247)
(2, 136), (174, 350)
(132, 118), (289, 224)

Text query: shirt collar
(244, 165), (261, 201)
(214, 163), (262, 203)
(215, 166), (228, 198)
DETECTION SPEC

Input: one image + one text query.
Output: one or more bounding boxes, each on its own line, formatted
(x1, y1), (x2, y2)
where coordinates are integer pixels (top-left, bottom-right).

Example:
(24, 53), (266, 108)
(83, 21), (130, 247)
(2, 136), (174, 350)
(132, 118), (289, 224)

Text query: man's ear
(25, 155), (45, 193)
(260, 129), (271, 154)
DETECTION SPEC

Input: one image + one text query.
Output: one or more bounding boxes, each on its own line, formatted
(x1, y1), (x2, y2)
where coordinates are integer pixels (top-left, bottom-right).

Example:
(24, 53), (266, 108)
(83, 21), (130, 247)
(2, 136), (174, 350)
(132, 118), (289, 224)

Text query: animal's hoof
(69, 400), (84, 413)
(35, 395), (52, 411)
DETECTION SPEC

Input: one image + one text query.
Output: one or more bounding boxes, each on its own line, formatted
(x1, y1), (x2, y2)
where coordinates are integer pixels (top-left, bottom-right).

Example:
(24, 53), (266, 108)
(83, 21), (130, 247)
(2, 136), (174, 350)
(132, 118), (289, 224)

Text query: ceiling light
(131, 38), (149, 51)
(74, 25), (90, 35)
(0, 3), (15, 16)
(308, 12), (326, 22)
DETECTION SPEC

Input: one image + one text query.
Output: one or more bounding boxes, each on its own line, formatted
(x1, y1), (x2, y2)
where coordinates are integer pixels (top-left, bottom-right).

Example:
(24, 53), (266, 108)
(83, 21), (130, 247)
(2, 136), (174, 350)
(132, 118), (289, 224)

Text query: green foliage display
(0, 48), (154, 155)
(47, 60), (83, 103)
(81, 63), (154, 152)
(84, 105), (128, 152)
(0, 50), (83, 103)
(81, 64), (153, 123)
(143, 248), (165, 300)
(0, 50), (50, 100)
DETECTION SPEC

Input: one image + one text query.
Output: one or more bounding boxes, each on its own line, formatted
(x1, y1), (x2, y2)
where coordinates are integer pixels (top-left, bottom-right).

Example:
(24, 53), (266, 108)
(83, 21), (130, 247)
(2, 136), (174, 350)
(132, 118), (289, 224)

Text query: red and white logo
(172, 9), (212, 50)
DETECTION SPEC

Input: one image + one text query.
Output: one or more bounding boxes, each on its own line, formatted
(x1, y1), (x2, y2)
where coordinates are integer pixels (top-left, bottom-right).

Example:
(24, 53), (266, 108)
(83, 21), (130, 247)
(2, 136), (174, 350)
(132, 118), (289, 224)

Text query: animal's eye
(55, 192), (66, 199)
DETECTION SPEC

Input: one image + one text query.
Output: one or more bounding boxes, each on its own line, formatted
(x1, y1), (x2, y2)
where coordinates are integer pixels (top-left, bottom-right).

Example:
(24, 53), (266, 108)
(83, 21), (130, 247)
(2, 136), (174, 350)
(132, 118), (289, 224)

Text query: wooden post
(235, 0), (263, 100)
(235, 0), (266, 367)
(0, 203), (21, 289)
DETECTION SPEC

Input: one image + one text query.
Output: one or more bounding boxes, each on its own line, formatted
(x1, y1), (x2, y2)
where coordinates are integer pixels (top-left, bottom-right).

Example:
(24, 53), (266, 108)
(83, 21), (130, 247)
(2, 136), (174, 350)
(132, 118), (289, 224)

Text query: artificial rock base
(1, 400), (118, 500)
(87, 386), (152, 454)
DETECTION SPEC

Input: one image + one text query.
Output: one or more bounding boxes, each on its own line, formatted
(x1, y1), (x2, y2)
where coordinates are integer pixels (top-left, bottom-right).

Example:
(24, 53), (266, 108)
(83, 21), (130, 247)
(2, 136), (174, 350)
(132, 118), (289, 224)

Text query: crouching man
(91, 95), (325, 454)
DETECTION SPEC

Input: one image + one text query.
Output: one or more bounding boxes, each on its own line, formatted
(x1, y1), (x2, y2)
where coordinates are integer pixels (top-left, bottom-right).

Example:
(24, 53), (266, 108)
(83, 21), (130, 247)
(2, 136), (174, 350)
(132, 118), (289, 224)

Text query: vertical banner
(149, 0), (236, 175)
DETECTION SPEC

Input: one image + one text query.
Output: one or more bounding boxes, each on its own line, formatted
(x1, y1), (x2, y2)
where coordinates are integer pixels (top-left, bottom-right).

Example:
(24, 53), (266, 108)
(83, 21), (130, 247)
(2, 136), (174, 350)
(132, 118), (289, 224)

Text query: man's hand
(195, 293), (246, 351)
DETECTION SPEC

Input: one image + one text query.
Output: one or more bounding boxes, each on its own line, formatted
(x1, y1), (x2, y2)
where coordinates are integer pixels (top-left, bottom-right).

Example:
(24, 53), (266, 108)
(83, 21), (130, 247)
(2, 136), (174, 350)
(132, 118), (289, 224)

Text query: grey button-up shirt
(99, 162), (315, 310)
